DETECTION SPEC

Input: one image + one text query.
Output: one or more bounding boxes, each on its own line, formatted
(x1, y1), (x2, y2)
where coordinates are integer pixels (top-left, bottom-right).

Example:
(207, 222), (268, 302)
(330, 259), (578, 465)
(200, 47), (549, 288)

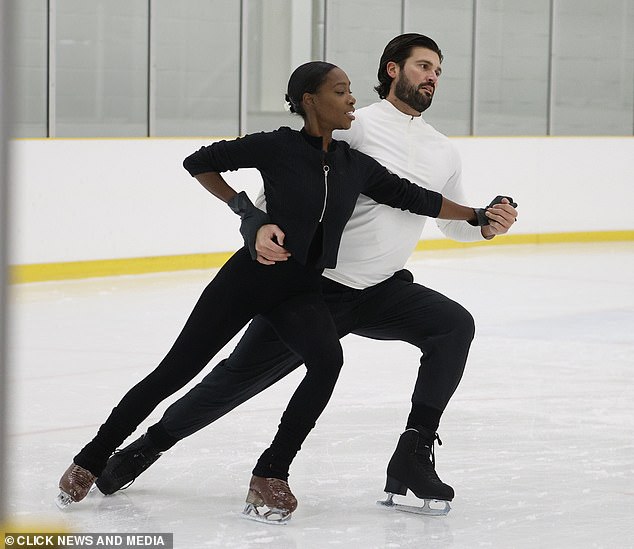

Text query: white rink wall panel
(9, 136), (634, 266)
(423, 136), (634, 239)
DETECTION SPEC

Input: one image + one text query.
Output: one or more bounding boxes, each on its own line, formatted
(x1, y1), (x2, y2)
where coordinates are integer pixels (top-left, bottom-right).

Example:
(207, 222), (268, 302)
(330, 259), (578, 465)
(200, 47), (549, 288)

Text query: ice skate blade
(55, 491), (73, 510)
(242, 502), (292, 525)
(377, 493), (451, 516)
(55, 483), (97, 510)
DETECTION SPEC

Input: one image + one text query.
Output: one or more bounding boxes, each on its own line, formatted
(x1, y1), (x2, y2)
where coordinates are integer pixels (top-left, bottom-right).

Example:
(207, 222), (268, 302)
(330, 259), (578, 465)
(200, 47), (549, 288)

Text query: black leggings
(74, 247), (343, 477)
(149, 269), (474, 448)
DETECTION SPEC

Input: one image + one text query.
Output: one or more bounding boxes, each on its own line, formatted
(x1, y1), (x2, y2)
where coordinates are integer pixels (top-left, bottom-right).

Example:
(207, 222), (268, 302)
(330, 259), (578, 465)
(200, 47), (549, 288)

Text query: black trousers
(149, 268), (475, 451)
(74, 247), (342, 476)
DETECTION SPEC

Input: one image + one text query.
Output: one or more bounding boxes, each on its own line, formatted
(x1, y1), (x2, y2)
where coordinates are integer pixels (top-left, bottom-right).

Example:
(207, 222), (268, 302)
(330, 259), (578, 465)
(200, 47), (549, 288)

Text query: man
(94, 34), (517, 518)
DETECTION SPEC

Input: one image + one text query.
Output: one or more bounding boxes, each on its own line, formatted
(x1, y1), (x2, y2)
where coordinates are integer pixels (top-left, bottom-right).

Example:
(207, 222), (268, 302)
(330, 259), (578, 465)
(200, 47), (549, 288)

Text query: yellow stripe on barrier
(9, 231), (634, 284)
(10, 252), (234, 284)
(415, 230), (634, 251)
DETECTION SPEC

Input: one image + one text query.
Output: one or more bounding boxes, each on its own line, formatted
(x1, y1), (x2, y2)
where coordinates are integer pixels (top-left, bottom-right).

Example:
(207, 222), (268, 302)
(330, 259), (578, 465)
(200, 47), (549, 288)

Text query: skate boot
(242, 475), (298, 524)
(95, 434), (163, 495)
(377, 428), (454, 516)
(56, 463), (97, 509)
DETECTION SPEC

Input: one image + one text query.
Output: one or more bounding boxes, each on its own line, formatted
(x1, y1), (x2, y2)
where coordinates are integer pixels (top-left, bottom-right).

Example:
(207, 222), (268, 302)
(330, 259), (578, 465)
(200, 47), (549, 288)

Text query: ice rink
(5, 242), (634, 548)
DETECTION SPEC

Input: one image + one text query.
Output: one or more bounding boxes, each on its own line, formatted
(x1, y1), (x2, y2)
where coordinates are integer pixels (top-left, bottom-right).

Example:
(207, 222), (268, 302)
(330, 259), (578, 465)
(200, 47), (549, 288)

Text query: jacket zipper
(319, 162), (329, 222)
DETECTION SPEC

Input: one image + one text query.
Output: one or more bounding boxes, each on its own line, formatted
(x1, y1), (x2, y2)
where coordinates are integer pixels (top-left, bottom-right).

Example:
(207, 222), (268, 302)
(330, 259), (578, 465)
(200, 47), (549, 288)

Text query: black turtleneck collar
(300, 128), (338, 152)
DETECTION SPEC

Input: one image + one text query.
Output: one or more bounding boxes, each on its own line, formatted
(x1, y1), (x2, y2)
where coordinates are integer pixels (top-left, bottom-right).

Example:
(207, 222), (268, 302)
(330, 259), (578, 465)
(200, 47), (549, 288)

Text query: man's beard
(394, 74), (433, 113)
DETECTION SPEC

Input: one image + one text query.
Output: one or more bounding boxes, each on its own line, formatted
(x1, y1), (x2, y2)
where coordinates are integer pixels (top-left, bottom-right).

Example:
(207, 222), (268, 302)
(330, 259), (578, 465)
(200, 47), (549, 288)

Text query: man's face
(392, 47), (442, 113)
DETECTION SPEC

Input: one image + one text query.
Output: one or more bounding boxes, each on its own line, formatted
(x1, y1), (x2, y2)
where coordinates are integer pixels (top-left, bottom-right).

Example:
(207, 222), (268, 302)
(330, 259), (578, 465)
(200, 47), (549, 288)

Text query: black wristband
(227, 191), (270, 259)
(227, 191), (253, 216)
(468, 208), (489, 226)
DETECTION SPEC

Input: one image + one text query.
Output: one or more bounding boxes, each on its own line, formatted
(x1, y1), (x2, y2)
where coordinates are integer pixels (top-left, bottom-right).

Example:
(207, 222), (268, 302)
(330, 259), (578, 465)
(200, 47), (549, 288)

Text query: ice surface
(5, 243), (634, 548)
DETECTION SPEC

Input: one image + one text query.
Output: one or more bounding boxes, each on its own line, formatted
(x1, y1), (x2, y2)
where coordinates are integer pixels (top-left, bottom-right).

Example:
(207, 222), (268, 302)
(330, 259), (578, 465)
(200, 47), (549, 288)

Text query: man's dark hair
(374, 33), (443, 99)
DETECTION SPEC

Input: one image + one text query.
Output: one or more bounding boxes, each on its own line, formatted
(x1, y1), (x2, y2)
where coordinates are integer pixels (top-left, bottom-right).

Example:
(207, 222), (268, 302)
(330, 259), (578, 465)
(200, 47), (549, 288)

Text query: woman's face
(306, 67), (356, 131)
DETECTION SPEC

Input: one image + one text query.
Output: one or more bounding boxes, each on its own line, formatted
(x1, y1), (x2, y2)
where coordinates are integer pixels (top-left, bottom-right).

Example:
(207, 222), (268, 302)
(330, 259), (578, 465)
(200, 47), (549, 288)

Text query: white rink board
(9, 136), (634, 265)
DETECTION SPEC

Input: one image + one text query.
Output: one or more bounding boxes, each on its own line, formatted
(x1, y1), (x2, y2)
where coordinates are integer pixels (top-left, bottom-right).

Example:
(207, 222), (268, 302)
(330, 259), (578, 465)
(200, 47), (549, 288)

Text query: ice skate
(242, 475), (297, 524)
(56, 463), (97, 509)
(95, 434), (163, 495)
(377, 428), (453, 516)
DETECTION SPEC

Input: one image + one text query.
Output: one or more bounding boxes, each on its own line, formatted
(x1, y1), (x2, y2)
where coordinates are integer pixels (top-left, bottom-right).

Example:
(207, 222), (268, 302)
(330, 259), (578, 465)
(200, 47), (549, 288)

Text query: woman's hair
(285, 61), (338, 118)
(374, 33), (443, 99)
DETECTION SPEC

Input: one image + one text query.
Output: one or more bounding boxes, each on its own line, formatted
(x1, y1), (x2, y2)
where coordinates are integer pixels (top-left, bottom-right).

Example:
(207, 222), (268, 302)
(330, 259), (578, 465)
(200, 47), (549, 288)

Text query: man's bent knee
(306, 343), (343, 375)
(456, 304), (476, 343)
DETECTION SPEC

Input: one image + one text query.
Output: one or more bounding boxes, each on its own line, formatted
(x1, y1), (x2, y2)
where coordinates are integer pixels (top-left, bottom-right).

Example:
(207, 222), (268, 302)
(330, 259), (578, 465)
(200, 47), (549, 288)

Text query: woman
(57, 62), (490, 521)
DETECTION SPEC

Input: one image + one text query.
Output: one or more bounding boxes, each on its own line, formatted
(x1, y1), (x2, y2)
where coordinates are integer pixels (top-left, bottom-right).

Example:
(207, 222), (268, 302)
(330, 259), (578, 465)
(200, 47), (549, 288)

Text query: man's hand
(481, 197), (518, 239)
(255, 224), (291, 265)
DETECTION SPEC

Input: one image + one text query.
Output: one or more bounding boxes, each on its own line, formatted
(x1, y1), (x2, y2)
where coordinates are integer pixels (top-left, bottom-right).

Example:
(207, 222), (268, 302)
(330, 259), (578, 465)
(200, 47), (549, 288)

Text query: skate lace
(109, 446), (160, 489)
(415, 432), (443, 482)
(429, 433), (442, 468)
(107, 449), (138, 490)
(105, 450), (145, 491)
(69, 465), (96, 492)
(267, 478), (292, 500)
(252, 477), (297, 509)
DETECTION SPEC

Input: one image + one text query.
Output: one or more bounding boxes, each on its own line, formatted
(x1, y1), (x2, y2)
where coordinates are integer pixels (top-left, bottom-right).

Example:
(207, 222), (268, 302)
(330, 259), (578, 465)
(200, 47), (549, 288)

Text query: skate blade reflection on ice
(377, 493), (451, 516)
(242, 502), (292, 525)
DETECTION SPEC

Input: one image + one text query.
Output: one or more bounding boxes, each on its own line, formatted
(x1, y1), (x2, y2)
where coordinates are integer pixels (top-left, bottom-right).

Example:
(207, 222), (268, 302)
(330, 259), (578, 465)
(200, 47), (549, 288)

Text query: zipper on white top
(319, 164), (329, 222)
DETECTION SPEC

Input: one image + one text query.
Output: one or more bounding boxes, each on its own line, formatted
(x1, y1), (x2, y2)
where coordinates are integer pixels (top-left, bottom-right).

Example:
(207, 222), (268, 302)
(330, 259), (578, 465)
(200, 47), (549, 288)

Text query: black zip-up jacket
(183, 127), (443, 269)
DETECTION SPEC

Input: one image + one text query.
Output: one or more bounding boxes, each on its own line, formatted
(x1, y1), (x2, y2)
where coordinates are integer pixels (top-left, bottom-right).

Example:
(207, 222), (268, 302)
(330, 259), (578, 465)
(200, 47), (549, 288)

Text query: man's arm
(436, 147), (518, 240)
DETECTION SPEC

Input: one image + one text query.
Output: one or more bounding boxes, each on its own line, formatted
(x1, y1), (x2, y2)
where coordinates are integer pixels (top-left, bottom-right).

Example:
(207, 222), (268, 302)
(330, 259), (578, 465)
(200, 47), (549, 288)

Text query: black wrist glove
(227, 191), (270, 259)
(468, 195), (517, 226)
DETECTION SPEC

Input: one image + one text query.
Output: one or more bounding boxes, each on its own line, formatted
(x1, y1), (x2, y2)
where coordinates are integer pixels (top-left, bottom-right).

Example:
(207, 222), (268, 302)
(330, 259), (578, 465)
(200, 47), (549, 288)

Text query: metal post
(47, 0), (56, 137)
(322, 0), (328, 60)
(470, 0), (479, 136)
(547, 0), (555, 136)
(147, 0), (154, 137)
(239, 0), (248, 136)
(0, 0), (13, 529)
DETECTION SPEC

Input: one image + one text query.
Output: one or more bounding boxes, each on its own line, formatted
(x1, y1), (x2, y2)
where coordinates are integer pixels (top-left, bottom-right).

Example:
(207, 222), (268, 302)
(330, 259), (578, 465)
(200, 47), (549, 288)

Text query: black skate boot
(95, 434), (163, 495)
(377, 428), (454, 516)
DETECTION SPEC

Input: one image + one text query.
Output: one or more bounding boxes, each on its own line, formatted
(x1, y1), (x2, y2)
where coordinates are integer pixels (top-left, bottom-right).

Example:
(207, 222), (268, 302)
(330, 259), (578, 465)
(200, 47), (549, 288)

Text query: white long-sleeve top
(256, 99), (485, 289)
(322, 99), (484, 289)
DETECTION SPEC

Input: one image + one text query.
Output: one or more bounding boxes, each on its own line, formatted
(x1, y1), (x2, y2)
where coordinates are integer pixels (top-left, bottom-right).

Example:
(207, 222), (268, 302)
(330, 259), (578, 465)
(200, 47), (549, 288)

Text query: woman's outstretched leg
(244, 294), (343, 522)
(57, 249), (261, 507)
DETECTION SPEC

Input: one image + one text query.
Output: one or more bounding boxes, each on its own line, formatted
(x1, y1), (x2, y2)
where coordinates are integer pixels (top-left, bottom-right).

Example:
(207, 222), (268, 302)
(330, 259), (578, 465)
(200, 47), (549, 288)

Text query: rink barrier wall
(8, 135), (634, 283)
(9, 230), (634, 284)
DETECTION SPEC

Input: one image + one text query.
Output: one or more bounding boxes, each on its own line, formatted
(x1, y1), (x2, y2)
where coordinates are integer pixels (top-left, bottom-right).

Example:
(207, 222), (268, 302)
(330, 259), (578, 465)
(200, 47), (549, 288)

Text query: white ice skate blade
(242, 503), (291, 525)
(377, 493), (451, 516)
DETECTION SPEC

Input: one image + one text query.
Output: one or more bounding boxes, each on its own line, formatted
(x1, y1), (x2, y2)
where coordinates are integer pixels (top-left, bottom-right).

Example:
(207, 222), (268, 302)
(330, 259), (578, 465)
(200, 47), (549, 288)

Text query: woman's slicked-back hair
(374, 34), (443, 99)
(285, 61), (338, 118)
